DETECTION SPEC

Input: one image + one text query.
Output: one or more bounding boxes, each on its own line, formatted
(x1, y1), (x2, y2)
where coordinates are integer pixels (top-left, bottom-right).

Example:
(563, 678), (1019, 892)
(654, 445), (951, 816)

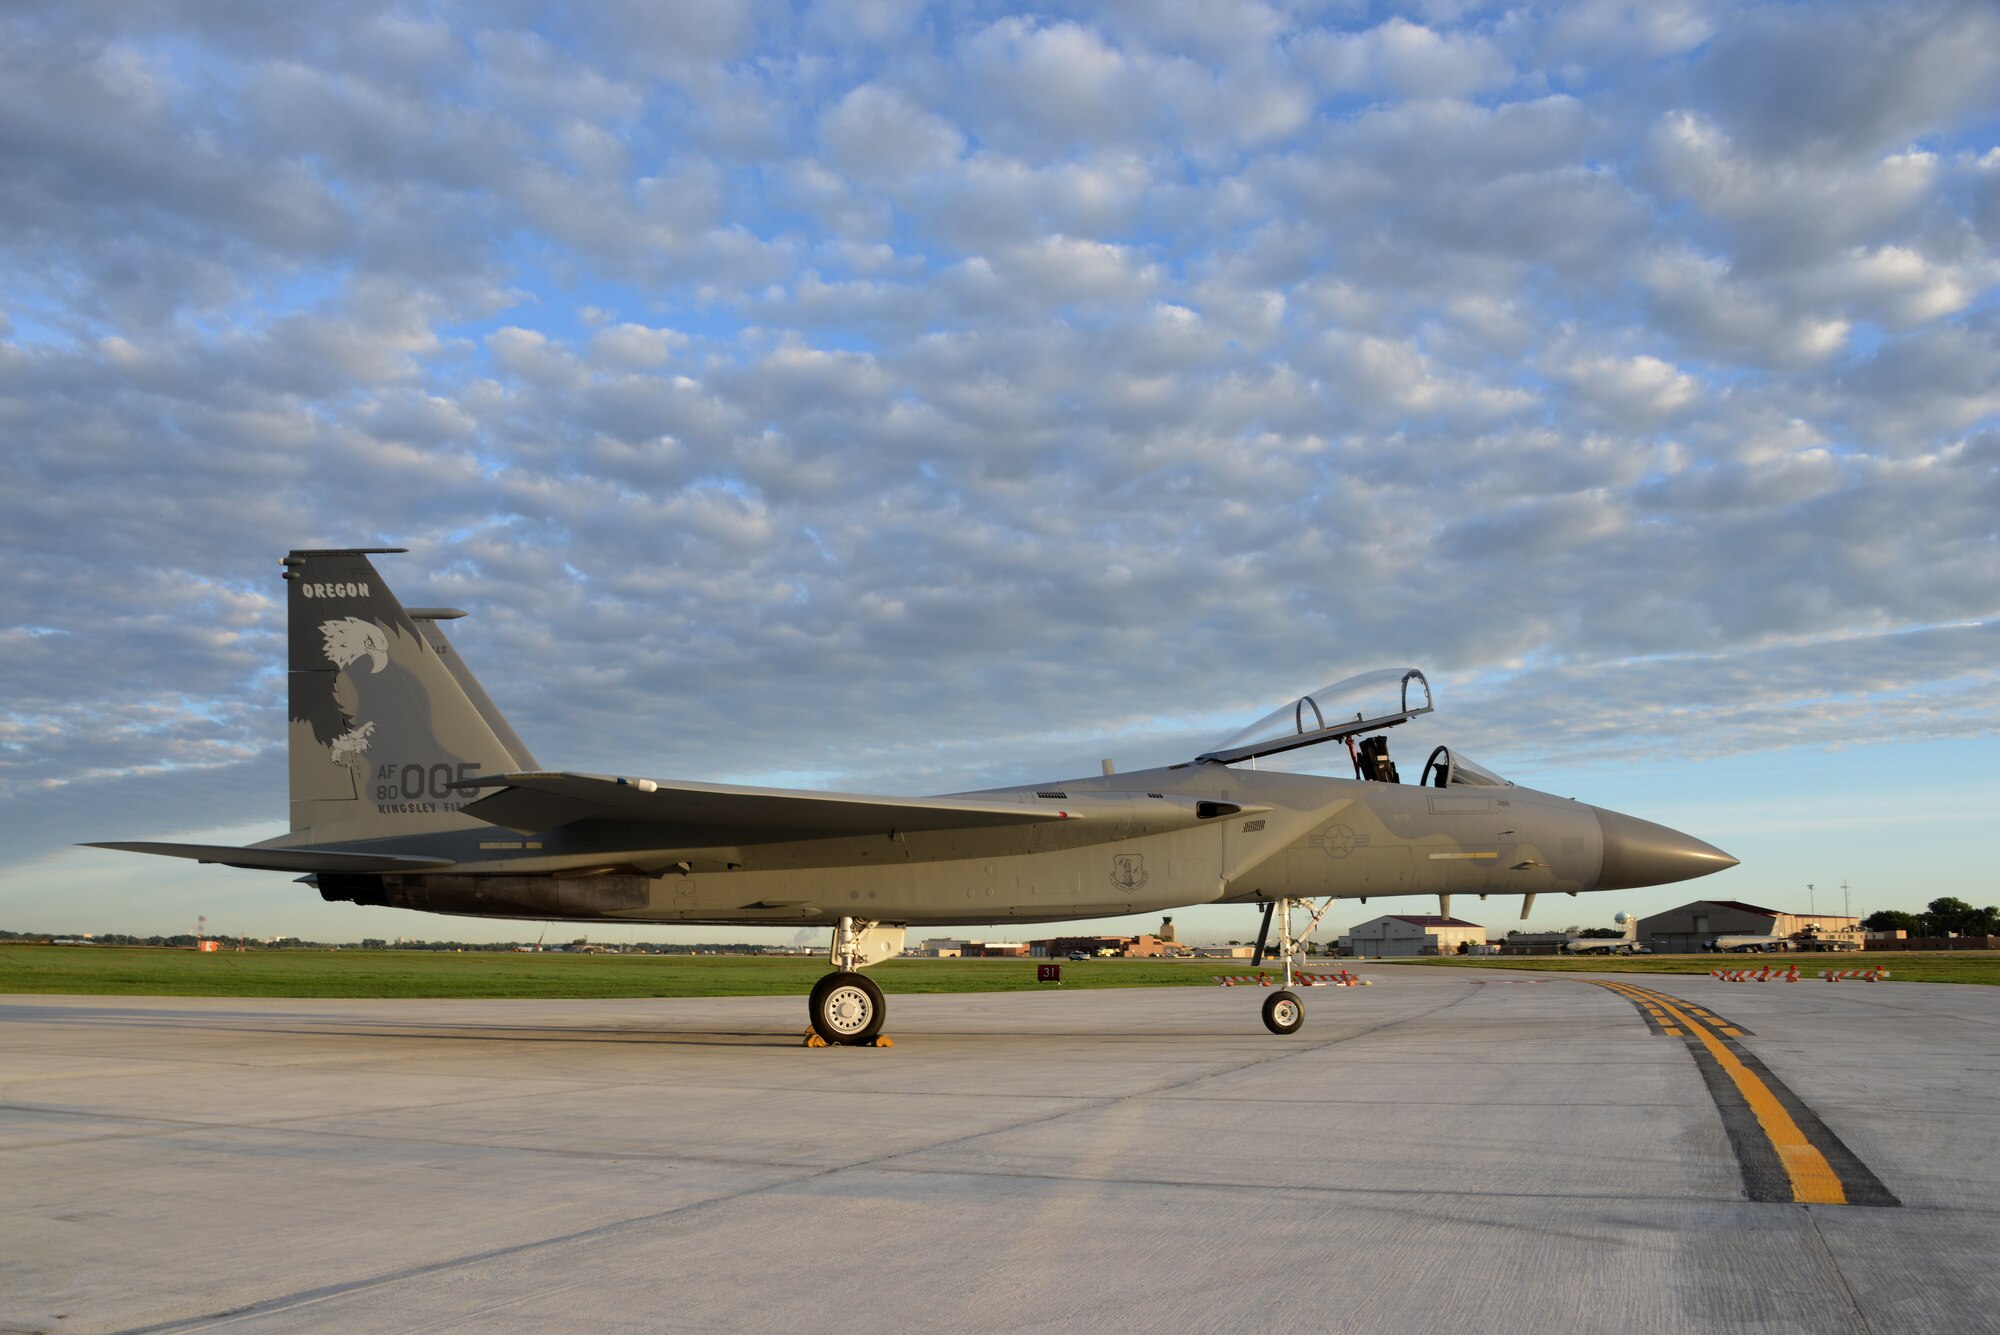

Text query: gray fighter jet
(90, 549), (1738, 1041)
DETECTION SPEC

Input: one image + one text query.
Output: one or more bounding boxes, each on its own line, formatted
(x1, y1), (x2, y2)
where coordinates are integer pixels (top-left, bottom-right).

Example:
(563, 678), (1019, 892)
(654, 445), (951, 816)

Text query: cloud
(1311, 332), (1538, 427)
(959, 16), (1311, 158)
(586, 322), (687, 370)
(1640, 249), (1853, 368)
(1692, 1), (2000, 161)
(1838, 324), (2000, 441)
(1648, 111), (1941, 265)
(1539, 0), (1715, 65)
(818, 84), (966, 181)
(962, 18), (1138, 152)
(1793, 246), (1979, 329)
(1550, 352), (1700, 427)
(994, 235), (1162, 306)
(1295, 18), (1515, 99)
(915, 151), (1155, 251)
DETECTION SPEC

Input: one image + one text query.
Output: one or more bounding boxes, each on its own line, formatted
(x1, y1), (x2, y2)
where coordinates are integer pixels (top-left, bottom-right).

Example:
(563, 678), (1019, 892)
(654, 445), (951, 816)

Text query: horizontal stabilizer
(450, 772), (1070, 839)
(83, 842), (457, 873)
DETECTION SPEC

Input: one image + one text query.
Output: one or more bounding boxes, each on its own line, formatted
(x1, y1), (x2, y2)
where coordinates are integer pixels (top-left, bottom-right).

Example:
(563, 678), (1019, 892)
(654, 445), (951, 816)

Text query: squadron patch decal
(1110, 853), (1149, 890)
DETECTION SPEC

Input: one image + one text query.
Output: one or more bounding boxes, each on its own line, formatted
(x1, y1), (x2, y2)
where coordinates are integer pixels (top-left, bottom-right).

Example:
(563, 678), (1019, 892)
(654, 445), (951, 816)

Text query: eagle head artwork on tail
(321, 616), (389, 674)
(319, 616), (389, 772)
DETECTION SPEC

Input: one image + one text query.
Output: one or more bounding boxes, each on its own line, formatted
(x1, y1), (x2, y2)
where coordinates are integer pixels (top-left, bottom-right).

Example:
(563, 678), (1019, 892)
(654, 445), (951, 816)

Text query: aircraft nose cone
(1591, 806), (1738, 890)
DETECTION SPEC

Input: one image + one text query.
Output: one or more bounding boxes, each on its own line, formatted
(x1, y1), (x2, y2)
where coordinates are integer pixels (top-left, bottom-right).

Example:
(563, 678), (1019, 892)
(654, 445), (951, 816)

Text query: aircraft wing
(450, 772), (1071, 840)
(82, 843), (458, 873)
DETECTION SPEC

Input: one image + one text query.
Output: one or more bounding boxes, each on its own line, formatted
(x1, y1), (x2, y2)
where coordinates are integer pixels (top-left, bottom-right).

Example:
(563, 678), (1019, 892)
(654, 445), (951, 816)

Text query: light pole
(1807, 883), (1815, 920)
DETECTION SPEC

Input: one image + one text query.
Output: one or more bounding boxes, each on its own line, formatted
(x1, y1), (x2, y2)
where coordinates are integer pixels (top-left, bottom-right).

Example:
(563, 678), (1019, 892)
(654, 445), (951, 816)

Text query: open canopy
(1197, 667), (1433, 765)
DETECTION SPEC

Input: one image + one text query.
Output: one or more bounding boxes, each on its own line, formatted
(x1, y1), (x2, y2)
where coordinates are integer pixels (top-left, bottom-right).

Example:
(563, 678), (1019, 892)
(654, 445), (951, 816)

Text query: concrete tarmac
(3, 966), (1997, 1333)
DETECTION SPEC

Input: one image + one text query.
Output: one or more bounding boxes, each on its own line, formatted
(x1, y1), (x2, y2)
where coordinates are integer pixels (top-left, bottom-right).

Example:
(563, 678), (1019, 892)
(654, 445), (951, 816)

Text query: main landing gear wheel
(1262, 989), (1304, 1035)
(809, 971), (886, 1045)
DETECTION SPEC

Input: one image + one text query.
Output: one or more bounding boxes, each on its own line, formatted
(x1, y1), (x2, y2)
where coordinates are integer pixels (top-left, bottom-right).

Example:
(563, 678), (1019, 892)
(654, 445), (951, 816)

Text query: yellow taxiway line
(1593, 980), (1845, 1205)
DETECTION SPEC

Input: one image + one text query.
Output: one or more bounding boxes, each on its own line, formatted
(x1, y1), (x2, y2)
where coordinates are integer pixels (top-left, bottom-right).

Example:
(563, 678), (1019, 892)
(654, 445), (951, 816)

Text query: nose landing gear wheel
(1262, 989), (1304, 1035)
(809, 970), (886, 1045)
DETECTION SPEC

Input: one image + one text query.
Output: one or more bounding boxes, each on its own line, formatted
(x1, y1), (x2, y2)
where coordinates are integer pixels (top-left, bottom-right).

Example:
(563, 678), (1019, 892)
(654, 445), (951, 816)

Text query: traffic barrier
(1820, 967), (1891, 982)
(1711, 965), (1802, 982)
(1212, 971), (1371, 987)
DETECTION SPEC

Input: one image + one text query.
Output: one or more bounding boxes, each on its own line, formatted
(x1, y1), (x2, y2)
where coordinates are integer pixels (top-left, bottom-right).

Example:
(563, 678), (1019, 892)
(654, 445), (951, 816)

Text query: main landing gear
(808, 970), (885, 1045)
(806, 916), (902, 1047)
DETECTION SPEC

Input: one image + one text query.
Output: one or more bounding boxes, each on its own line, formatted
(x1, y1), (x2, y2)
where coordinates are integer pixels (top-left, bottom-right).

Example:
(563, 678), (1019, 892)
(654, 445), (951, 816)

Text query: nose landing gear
(1262, 989), (1304, 1034)
(1250, 896), (1341, 1035)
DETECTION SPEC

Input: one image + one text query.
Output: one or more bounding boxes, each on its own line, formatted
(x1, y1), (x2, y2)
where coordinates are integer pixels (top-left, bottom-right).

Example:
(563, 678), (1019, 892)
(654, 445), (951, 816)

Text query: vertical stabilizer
(283, 549), (528, 840)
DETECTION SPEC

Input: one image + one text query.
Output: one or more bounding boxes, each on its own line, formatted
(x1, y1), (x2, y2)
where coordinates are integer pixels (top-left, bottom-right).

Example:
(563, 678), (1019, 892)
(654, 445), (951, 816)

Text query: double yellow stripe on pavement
(1593, 980), (1846, 1205)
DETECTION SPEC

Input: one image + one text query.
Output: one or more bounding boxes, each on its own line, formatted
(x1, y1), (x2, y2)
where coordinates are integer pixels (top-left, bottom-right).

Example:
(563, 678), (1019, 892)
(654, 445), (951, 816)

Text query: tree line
(1861, 897), (2000, 939)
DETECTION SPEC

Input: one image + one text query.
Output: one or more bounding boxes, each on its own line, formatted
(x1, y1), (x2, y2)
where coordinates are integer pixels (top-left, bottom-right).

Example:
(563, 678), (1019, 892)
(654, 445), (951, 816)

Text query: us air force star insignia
(1311, 824), (1366, 859)
(1109, 854), (1149, 890)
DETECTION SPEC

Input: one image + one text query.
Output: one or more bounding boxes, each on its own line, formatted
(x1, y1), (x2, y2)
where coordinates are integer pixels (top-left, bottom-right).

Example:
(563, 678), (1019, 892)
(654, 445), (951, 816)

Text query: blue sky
(2, 0), (1996, 945)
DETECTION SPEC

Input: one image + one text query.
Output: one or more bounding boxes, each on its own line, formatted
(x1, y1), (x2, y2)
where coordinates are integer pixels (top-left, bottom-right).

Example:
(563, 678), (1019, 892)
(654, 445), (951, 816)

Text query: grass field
(4, 944), (1993, 996)
(0, 945), (1232, 999)
(1378, 952), (2000, 986)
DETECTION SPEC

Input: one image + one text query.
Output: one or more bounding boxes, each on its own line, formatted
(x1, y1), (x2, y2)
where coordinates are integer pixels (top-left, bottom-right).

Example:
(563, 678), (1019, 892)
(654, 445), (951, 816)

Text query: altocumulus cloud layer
(2, 0), (1997, 888)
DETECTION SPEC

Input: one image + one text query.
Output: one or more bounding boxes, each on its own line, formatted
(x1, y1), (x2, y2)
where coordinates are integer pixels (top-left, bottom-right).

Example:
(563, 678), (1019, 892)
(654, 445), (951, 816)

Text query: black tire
(808, 970), (840, 1014)
(809, 970), (886, 1045)
(1262, 989), (1304, 1035)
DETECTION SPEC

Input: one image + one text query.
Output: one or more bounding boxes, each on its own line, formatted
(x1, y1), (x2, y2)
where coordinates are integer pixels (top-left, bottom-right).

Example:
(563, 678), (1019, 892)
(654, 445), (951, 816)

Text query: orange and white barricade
(1213, 970), (1371, 988)
(1712, 965), (1802, 982)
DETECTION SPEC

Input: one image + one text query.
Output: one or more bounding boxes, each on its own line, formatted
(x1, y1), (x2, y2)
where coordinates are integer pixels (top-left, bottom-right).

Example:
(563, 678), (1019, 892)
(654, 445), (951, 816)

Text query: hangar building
(1345, 914), (1486, 958)
(1637, 900), (1862, 953)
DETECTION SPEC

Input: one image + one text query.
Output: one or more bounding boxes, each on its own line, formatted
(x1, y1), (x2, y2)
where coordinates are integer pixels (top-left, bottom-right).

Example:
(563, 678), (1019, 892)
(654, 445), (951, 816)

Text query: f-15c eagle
(92, 548), (1737, 1042)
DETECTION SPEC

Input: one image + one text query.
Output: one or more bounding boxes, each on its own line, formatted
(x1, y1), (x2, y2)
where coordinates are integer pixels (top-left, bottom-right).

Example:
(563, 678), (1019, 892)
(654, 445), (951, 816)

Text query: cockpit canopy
(1198, 668), (1433, 766)
(1196, 668), (1515, 787)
